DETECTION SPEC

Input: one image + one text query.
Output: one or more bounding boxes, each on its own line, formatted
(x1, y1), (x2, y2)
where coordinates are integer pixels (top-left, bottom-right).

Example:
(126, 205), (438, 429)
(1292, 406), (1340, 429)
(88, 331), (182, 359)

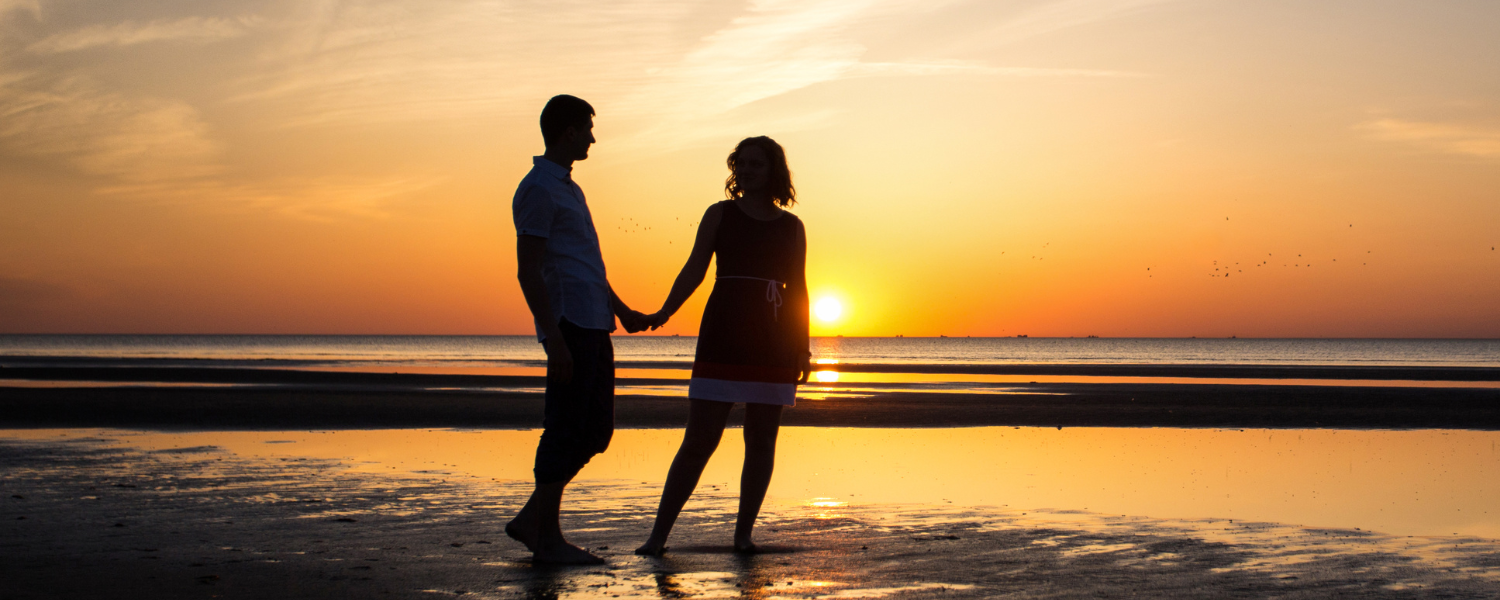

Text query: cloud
(26, 16), (260, 54)
(0, 0), (39, 19)
(849, 61), (1142, 78)
(1358, 118), (1500, 160)
(229, 0), (701, 127)
(231, 0), (1140, 135)
(99, 175), (446, 221)
(934, 0), (1189, 56)
(0, 73), (222, 183)
(609, 0), (1146, 152)
(0, 0), (1155, 211)
(990, 0), (1186, 43)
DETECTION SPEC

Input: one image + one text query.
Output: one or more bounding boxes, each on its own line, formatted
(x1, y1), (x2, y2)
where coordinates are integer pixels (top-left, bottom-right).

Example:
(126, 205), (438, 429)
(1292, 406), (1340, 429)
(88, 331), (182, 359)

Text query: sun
(814, 297), (843, 323)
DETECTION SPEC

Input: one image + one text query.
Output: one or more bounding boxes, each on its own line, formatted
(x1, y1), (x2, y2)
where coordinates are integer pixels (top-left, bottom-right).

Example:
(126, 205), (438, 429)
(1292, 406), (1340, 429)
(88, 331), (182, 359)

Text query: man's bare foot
(504, 515), (538, 552)
(533, 540), (606, 565)
(634, 542), (668, 556)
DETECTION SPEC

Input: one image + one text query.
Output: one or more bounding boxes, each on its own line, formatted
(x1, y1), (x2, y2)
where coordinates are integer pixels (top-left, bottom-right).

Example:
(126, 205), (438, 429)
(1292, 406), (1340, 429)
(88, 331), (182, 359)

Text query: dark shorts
(534, 319), (614, 484)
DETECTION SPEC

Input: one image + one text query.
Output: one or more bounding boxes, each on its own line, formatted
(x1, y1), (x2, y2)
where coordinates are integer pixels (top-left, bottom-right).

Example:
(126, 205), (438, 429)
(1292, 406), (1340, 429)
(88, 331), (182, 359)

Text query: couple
(504, 94), (812, 564)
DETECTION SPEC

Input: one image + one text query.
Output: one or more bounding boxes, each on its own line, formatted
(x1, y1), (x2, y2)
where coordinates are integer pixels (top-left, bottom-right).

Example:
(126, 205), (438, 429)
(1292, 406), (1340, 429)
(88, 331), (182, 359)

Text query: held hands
(619, 310), (670, 333)
(619, 310), (650, 334)
(641, 311), (670, 331)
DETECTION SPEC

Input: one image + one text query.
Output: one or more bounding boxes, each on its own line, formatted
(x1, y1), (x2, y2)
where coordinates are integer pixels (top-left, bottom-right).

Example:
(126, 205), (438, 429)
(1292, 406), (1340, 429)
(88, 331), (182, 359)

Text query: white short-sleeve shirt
(512, 156), (615, 338)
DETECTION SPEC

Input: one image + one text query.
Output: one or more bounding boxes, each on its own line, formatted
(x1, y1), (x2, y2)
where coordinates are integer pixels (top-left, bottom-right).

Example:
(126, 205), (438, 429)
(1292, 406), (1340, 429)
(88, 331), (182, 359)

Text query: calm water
(12, 426), (1497, 538)
(1, 335), (1498, 368)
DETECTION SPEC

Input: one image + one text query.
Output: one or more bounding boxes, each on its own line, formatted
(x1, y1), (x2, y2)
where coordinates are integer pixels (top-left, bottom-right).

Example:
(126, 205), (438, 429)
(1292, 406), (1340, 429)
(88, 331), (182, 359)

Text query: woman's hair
(724, 136), (796, 207)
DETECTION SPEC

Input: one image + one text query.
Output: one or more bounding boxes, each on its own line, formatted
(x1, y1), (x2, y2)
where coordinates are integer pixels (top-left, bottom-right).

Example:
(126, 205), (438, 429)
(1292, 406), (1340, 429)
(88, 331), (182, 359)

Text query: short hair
(540, 95), (595, 143)
(724, 136), (796, 207)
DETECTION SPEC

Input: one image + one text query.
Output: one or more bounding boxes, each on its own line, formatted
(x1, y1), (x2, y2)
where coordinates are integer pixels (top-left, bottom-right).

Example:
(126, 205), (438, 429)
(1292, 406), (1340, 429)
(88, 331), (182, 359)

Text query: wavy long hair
(724, 136), (796, 208)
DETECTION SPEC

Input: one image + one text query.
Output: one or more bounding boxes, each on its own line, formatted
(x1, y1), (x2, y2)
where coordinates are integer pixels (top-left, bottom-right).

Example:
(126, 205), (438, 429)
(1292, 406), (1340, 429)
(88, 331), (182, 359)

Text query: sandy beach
(3, 363), (1500, 430)
(4, 429), (1499, 599)
(5, 360), (1500, 597)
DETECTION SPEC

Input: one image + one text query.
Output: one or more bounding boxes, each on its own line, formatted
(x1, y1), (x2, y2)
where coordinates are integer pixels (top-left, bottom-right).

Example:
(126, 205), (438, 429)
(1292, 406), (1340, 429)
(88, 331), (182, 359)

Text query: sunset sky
(1, 0), (1497, 337)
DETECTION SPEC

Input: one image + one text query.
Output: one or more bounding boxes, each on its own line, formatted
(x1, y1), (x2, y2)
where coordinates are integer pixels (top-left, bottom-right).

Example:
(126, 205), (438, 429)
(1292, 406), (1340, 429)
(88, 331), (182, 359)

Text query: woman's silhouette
(635, 136), (811, 555)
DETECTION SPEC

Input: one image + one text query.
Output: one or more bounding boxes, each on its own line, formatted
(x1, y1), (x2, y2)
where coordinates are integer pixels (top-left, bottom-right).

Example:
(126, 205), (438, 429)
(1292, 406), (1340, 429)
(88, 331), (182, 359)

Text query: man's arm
(517, 234), (572, 384)
(609, 287), (646, 333)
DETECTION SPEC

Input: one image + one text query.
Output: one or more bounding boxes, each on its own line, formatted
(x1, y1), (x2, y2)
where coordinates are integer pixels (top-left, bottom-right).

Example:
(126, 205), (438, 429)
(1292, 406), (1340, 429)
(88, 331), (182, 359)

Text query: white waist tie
(717, 276), (784, 321)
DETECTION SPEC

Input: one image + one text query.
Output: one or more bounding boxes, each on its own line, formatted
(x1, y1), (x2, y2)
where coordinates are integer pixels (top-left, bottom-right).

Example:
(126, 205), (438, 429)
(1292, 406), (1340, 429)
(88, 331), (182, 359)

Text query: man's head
(541, 95), (595, 161)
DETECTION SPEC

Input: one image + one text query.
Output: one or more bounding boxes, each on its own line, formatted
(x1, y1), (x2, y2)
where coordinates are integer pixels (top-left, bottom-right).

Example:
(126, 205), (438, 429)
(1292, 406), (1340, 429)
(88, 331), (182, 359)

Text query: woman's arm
(649, 203), (725, 326)
(790, 219), (812, 382)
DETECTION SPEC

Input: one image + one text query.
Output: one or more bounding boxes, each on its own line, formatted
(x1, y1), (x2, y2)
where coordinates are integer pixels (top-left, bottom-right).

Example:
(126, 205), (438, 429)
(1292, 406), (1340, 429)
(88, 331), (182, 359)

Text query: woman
(635, 136), (811, 555)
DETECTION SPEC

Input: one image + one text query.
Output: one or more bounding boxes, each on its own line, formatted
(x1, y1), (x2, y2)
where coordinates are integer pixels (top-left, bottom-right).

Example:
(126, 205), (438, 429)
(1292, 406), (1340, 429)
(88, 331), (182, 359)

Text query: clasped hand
(619, 310), (670, 333)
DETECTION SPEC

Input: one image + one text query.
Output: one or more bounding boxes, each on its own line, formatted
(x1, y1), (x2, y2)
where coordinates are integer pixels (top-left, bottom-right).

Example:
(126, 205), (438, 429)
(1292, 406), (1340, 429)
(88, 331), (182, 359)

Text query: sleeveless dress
(687, 201), (810, 406)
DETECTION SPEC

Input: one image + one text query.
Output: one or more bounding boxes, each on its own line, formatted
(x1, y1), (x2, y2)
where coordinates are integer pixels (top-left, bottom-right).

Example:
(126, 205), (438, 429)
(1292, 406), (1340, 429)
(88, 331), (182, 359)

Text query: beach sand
(4, 429), (1500, 599)
(5, 364), (1500, 597)
(4, 362), (1499, 430)
(2, 382), (1499, 430)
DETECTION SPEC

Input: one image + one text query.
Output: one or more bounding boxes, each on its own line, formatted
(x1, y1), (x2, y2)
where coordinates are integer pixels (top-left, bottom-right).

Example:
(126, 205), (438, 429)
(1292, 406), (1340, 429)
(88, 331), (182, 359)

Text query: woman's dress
(687, 201), (810, 406)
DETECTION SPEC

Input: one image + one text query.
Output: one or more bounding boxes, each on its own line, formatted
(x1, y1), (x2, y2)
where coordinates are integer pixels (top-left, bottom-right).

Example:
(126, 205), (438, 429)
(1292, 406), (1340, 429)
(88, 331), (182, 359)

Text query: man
(505, 94), (644, 564)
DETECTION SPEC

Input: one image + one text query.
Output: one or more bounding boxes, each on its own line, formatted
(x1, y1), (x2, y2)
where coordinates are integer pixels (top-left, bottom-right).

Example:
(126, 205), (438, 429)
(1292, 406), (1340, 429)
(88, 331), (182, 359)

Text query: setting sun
(814, 297), (843, 323)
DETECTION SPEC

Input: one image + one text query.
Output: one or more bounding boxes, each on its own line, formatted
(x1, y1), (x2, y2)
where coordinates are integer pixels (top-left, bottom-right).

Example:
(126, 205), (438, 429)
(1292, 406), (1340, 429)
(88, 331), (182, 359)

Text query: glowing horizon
(1, 1), (1497, 338)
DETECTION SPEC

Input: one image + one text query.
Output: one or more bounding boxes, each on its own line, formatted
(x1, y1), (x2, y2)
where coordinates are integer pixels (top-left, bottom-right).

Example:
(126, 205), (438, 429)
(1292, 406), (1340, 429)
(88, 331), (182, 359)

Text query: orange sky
(1, 0), (1497, 337)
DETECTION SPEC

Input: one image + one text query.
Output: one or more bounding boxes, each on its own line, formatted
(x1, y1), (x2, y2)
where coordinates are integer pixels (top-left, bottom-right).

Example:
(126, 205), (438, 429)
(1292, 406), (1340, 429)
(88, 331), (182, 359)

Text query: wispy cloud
(230, 0), (699, 127)
(934, 0), (1189, 56)
(0, 0), (39, 19)
(232, 0), (1142, 134)
(0, 0), (1158, 212)
(99, 175), (447, 221)
(26, 16), (260, 54)
(0, 74), (222, 182)
(990, 0), (1186, 43)
(612, 0), (1147, 151)
(1358, 118), (1500, 160)
(850, 61), (1142, 78)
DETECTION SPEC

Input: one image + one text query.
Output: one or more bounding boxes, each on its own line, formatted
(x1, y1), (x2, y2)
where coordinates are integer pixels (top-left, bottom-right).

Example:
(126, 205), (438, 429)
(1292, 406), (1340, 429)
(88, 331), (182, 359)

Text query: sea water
(2, 335), (1498, 368)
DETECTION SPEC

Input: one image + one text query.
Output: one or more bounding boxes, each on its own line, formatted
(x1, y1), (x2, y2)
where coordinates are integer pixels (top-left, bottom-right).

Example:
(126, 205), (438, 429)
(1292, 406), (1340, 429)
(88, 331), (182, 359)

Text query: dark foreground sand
(3, 434), (1499, 599)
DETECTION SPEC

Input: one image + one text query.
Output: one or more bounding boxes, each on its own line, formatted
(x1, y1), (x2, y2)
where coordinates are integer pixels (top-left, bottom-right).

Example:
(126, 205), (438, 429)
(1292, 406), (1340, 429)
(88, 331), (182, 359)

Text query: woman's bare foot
(533, 540), (605, 565)
(634, 542), (668, 556)
(732, 540), (758, 554)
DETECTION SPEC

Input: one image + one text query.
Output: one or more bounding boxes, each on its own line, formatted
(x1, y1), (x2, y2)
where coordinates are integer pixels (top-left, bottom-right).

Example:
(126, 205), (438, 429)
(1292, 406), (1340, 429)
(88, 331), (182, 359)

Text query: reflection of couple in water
(504, 95), (812, 564)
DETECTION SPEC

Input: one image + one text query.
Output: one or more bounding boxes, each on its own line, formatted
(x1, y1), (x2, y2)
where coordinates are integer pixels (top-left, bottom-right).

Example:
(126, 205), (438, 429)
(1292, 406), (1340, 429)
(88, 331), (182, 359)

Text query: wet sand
(3, 381), (1499, 429)
(4, 433), (1498, 599)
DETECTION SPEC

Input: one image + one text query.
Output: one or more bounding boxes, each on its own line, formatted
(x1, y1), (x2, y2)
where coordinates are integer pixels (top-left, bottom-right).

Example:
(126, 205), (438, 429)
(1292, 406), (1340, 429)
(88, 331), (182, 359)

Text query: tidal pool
(9, 426), (1497, 538)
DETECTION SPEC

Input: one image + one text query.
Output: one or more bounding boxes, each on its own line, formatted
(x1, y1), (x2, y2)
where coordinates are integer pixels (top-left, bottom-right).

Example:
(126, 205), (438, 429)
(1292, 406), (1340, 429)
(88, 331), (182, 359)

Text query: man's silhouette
(505, 94), (644, 564)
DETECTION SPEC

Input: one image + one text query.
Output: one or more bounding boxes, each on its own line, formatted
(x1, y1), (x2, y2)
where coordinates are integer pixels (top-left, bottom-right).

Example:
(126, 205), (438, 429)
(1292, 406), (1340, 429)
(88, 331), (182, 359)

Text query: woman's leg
(734, 403), (784, 552)
(635, 399), (735, 555)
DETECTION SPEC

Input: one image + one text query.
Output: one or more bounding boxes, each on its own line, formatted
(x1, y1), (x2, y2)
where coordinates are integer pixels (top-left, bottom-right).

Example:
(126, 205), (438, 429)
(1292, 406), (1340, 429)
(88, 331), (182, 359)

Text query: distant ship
(1016, 334), (1028, 338)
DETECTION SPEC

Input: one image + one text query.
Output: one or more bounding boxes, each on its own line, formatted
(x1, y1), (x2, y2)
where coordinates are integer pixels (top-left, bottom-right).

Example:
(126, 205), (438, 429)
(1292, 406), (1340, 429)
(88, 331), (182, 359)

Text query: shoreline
(3, 382), (1498, 430)
(4, 362), (1499, 430)
(5, 358), (1500, 381)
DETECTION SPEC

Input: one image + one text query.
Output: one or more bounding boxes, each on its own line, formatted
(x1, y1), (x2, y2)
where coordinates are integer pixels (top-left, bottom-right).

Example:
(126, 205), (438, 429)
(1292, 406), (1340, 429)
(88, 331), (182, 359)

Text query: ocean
(1, 335), (1498, 368)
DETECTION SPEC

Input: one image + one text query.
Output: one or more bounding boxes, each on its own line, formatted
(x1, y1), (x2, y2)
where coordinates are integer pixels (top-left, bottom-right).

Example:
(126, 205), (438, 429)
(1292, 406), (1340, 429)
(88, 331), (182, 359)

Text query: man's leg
(507, 320), (612, 564)
(505, 481), (565, 552)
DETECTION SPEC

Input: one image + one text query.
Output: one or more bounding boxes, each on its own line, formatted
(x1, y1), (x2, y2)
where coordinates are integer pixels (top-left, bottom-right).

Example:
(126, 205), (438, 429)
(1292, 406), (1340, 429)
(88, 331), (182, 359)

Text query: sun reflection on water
(806, 497), (849, 519)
